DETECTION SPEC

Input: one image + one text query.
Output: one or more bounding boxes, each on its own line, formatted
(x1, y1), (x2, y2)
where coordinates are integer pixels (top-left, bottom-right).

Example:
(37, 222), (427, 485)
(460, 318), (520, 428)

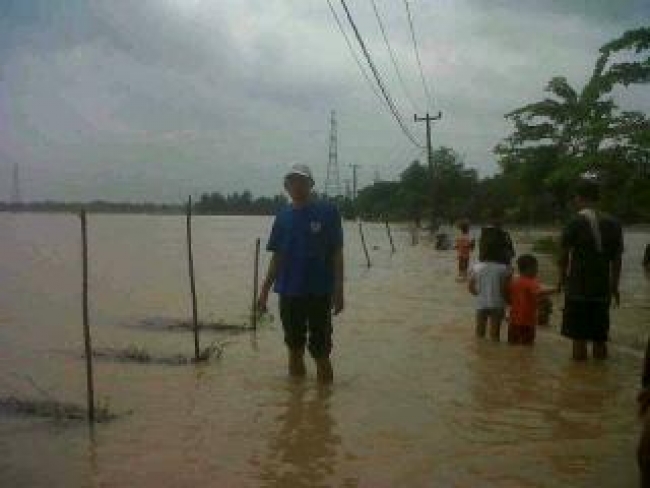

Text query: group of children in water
(455, 220), (554, 345)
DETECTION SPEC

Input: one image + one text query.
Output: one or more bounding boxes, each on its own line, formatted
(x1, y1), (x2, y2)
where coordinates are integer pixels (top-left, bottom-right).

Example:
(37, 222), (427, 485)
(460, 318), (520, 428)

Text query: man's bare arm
(332, 248), (344, 315)
(257, 253), (280, 312)
(610, 255), (622, 307)
(557, 248), (569, 292)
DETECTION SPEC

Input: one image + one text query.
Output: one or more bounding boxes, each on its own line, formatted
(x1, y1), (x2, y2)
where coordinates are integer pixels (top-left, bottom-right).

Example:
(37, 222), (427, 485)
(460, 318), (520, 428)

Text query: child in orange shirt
(507, 254), (555, 345)
(455, 220), (474, 280)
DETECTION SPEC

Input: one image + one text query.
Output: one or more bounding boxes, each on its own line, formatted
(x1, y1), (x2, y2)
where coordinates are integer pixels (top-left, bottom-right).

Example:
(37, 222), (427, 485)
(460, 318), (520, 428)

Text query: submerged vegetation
(134, 317), (260, 334)
(91, 341), (230, 365)
(0, 396), (116, 422)
(170, 320), (254, 333)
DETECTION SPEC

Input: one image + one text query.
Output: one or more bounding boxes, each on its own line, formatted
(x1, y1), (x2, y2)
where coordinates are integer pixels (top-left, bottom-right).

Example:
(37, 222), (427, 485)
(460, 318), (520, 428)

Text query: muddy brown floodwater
(0, 214), (648, 487)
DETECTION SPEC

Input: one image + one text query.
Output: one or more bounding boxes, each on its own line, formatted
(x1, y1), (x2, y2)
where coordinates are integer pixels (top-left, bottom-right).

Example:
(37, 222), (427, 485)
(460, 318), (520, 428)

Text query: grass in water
(0, 396), (116, 422)
(172, 320), (253, 332)
(135, 316), (265, 333)
(91, 341), (230, 365)
(0, 374), (119, 422)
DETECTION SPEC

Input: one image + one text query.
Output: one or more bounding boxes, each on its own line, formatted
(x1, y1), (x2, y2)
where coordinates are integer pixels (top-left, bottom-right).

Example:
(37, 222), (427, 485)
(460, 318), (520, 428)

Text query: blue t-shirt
(267, 201), (343, 296)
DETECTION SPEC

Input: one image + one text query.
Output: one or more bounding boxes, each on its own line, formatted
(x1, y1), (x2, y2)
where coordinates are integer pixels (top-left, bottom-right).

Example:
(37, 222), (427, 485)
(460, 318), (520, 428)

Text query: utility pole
(414, 112), (442, 228)
(350, 163), (361, 201)
(343, 179), (352, 201)
(414, 112), (442, 179)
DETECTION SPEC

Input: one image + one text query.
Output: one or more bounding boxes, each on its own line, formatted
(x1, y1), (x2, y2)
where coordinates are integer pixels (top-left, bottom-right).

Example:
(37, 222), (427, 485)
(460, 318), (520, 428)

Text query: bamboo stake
(385, 220), (396, 253)
(251, 238), (261, 329)
(358, 220), (371, 268)
(80, 210), (95, 422)
(186, 196), (200, 361)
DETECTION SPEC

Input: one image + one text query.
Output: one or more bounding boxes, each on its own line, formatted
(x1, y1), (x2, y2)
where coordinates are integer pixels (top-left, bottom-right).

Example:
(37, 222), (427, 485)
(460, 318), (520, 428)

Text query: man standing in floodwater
(257, 164), (344, 383)
(558, 178), (623, 361)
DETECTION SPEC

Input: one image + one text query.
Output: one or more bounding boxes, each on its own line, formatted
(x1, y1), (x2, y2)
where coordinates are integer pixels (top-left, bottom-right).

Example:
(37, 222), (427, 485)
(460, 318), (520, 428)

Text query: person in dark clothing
(557, 178), (623, 361)
(643, 243), (650, 273)
(639, 338), (650, 487)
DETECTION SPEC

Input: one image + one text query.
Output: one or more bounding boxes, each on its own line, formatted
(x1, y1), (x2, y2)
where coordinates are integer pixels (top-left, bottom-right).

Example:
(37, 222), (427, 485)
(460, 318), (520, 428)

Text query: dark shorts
(279, 295), (332, 358)
(561, 298), (610, 342)
(458, 256), (469, 274)
(476, 308), (505, 323)
(508, 324), (535, 345)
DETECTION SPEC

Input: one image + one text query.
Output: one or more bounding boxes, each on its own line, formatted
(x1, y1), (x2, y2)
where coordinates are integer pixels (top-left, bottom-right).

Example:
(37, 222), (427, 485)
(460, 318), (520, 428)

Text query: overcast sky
(1, 0), (648, 202)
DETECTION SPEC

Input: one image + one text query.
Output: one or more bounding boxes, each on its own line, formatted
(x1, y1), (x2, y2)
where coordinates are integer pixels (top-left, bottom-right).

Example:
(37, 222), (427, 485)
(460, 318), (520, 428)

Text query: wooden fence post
(186, 196), (200, 361)
(80, 210), (95, 422)
(251, 238), (261, 329)
(358, 220), (371, 268)
(385, 220), (396, 254)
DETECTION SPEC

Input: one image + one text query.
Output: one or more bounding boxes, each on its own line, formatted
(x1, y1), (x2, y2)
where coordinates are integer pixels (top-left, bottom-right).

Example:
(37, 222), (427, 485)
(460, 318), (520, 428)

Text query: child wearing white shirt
(468, 261), (510, 341)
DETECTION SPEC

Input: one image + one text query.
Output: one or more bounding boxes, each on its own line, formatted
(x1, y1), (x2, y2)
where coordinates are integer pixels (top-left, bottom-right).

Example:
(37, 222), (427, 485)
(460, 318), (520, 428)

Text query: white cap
(285, 164), (314, 185)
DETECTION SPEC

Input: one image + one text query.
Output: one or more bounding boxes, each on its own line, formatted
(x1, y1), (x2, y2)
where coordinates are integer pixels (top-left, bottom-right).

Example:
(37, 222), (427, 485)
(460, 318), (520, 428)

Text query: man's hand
(332, 287), (344, 315)
(639, 388), (650, 416)
(257, 286), (270, 313)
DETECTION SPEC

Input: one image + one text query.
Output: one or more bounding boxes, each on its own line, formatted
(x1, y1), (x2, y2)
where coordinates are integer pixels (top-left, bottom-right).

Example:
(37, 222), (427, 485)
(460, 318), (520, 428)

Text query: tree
(355, 181), (401, 219)
(397, 160), (429, 221)
(430, 147), (479, 222)
(496, 26), (650, 220)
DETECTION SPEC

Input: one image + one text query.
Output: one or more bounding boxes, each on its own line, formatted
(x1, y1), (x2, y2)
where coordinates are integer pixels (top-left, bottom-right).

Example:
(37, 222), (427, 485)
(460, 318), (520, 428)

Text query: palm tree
(496, 26), (650, 214)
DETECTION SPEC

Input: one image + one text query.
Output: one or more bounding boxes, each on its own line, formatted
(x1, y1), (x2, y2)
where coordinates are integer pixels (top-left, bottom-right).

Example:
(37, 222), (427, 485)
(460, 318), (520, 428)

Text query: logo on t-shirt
(310, 221), (322, 233)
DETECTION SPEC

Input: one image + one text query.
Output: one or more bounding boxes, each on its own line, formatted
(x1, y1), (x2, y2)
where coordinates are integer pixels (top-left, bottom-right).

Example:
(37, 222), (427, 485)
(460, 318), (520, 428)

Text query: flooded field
(0, 213), (648, 487)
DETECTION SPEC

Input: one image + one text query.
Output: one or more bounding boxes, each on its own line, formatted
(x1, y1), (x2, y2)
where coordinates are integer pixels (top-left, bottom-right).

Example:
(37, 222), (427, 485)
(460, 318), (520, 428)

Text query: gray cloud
(0, 0), (647, 202)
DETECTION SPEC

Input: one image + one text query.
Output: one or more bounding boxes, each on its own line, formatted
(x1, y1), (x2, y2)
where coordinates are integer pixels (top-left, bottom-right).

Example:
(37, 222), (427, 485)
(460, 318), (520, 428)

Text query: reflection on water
(0, 214), (647, 487)
(256, 384), (339, 488)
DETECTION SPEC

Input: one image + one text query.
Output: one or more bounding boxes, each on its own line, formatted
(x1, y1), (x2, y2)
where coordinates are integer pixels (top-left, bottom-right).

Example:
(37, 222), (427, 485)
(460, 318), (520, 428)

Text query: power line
(325, 0), (384, 105)
(338, 0), (423, 148)
(368, 0), (419, 114)
(403, 0), (435, 110)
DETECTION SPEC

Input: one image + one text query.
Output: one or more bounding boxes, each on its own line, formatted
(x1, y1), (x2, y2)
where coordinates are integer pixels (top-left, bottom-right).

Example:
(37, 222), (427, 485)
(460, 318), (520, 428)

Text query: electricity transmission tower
(324, 110), (342, 197)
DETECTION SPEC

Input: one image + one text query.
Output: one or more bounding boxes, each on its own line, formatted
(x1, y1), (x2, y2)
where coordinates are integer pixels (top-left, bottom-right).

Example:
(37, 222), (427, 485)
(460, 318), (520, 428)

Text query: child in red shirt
(455, 220), (474, 280)
(507, 254), (555, 345)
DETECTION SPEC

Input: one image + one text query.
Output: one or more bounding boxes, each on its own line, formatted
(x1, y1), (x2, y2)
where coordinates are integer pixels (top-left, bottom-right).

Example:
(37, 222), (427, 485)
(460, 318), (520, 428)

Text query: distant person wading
(257, 164), (344, 384)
